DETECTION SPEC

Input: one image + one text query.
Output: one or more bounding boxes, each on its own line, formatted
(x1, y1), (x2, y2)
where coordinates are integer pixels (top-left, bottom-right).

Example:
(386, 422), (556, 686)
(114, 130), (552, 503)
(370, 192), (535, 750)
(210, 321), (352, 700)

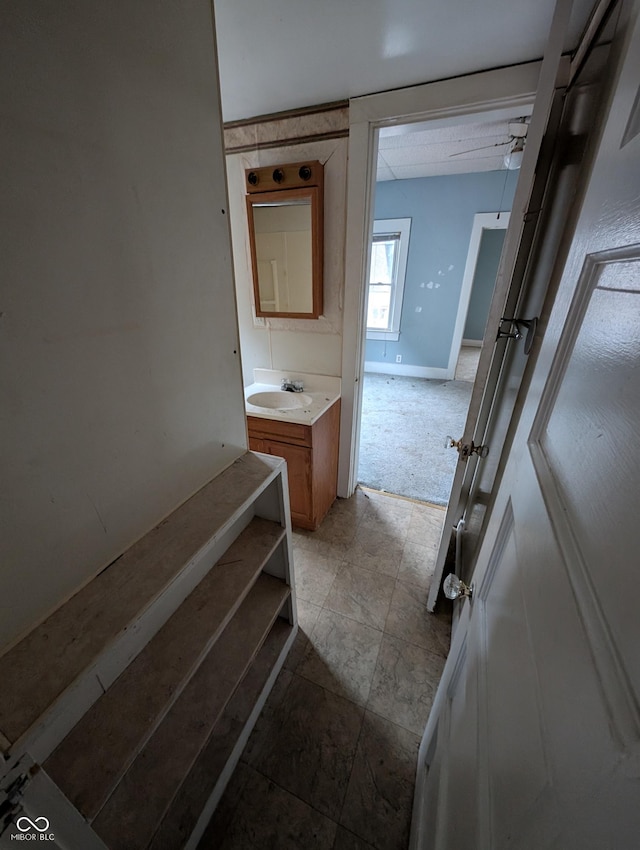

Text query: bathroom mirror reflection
(251, 193), (313, 313)
(246, 163), (323, 319)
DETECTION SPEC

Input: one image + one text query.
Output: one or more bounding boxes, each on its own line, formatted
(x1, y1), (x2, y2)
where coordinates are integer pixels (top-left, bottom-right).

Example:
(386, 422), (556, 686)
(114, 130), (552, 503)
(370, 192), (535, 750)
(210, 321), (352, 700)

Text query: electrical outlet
(396, 355), (402, 363)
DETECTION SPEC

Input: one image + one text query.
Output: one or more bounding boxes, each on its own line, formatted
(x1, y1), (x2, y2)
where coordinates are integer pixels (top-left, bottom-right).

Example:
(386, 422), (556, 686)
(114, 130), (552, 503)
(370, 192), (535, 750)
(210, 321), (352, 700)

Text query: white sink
(247, 390), (313, 410)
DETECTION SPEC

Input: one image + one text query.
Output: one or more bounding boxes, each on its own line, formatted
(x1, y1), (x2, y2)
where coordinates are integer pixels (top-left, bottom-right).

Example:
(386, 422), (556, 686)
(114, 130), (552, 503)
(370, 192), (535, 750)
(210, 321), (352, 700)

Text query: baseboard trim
(364, 361), (451, 379)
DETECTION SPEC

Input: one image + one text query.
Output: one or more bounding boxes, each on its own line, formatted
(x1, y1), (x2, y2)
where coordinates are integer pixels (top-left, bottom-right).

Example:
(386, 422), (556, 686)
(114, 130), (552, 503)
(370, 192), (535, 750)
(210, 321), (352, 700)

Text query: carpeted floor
(357, 372), (473, 506)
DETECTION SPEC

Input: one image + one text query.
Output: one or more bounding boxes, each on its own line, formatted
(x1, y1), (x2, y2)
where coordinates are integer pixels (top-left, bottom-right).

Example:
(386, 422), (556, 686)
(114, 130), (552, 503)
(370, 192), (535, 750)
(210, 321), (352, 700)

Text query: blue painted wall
(463, 227), (506, 341)
(366, 170), (518, 369)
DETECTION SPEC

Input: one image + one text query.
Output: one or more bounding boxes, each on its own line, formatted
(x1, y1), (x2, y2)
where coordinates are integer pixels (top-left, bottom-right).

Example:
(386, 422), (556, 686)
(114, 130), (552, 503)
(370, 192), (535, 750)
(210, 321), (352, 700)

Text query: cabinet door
(264, 440), (313, 528)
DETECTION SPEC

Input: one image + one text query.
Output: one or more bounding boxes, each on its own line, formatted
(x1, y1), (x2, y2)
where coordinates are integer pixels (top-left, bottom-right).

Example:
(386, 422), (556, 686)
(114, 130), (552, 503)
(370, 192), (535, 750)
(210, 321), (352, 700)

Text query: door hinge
(496, 316), (538, 355)
(522, 208), (542, 223)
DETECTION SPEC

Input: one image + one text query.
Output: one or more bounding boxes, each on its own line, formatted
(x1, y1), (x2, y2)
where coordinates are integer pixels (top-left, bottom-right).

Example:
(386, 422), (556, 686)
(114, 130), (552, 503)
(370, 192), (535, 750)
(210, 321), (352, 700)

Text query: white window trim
(366, 217), (411, 341)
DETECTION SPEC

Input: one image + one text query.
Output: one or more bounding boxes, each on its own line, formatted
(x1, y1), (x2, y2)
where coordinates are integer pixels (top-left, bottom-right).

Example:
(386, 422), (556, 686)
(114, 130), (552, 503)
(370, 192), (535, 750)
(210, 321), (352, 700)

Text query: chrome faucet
(281, 378), (304, 392)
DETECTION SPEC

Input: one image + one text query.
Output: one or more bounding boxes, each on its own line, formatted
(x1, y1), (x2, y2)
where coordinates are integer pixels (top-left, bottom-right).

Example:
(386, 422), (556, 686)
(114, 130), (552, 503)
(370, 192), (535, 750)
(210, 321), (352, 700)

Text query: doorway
(356, 120), (515, 506)
(337, 62), (541, 500)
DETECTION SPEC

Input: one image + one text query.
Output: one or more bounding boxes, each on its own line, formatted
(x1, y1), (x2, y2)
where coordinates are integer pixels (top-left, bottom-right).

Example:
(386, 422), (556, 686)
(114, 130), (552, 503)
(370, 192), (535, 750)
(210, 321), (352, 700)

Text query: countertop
(244, 369), (341, 426)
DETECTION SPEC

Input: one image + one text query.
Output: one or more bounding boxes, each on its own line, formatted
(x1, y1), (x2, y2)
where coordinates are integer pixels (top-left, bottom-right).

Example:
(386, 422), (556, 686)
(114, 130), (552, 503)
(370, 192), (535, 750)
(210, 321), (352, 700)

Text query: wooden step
(149, 619), (294, 850)
(0, 451), (282, 759)
(91, 574), (290, 850)
(43, 516), (285, 821)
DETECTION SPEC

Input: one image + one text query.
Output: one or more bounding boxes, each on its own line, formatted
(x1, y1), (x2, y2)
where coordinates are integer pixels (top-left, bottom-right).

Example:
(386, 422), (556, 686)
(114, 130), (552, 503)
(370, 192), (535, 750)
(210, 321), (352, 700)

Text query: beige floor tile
(397, 541), (437, 591)
(297, 609), (383, 705)
(284, 597), (323, 673)
(328, 489), (370, 522)
(200, 762), (337, 850)
(296, 596), (323, 632)
(340, 711), (420, 850)
(367, 634), (445, 736)
(406, 505), (445, 546)
(283, 629), (310, 674)
(385, 581), (451, 658)
(324, 563), (395, 631)
(358, 510), (411, 540)
(343, 528), (404, 577)
(294, 548), (341, 606)
(312, 511), (359, 547)
(293, 529), (352, 560)
(253, 675), (364, 821)
(359, 492), (413, 537)
(333, 826), (377, 850)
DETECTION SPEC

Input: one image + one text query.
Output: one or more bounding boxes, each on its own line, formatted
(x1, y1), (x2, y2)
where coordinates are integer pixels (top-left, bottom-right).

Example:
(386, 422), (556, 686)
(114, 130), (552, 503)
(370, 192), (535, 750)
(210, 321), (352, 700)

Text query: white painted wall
(226, 139), (348, 384)
(0, 1), (247, 650)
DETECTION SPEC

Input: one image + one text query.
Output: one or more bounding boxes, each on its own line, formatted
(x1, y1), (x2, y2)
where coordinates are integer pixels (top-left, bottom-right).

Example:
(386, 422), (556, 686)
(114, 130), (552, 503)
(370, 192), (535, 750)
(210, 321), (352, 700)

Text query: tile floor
(199, 487), (451, 850)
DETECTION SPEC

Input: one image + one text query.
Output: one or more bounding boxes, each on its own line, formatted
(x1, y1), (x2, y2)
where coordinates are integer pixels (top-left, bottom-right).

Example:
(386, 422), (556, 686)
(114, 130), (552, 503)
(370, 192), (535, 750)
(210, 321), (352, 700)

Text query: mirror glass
(246, 182), (323, 319)
(253, 196), (312, 313)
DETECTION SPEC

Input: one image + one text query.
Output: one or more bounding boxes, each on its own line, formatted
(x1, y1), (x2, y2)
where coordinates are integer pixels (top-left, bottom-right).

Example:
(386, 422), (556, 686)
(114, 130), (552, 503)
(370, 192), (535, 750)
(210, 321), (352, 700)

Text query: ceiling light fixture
(449, 117), (530, 165)
(503, 138), (525, 170)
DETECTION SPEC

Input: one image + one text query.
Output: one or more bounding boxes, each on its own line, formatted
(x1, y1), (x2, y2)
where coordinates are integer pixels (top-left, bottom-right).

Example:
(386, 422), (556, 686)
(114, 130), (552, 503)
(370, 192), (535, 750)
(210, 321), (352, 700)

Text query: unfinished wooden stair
(0, 452), (297, 849)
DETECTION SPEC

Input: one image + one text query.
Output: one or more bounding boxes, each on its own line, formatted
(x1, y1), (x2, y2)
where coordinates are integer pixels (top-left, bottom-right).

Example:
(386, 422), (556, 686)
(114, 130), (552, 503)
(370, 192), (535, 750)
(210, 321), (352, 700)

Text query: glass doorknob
(443, 573), (473, 600)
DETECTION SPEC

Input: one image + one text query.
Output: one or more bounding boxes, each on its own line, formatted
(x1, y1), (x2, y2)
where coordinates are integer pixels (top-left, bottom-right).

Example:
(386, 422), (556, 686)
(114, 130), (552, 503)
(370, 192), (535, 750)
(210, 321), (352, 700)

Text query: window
(366, 218), (411, 340)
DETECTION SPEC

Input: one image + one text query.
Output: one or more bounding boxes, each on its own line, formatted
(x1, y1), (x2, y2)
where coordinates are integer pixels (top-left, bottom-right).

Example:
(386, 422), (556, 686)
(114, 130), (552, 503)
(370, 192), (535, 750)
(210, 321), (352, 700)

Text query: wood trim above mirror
(245, 162), (323, 319)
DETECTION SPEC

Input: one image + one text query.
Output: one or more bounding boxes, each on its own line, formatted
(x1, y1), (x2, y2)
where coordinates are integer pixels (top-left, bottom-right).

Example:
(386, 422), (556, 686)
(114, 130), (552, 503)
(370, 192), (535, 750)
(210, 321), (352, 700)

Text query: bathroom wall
(365, 170), (518, 375)
(224, 106), (349, 385)
(0, 0), (246, 649)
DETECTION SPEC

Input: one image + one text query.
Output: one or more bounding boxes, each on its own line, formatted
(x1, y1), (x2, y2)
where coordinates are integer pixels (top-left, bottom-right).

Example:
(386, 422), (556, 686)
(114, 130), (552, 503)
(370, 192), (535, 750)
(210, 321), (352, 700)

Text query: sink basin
(247, 390), (313, 410)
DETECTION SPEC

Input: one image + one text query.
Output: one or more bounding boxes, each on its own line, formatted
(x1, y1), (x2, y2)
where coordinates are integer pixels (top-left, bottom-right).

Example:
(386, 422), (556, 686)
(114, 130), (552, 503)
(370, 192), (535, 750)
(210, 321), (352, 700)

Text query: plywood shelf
(0, 451), (297, 850)
(92, 576), (291, 850)
(0, 452), (284, 762)
(0, 452), (282, 743)
(149, 619), (293, 850)
(44, 517), (286, 821)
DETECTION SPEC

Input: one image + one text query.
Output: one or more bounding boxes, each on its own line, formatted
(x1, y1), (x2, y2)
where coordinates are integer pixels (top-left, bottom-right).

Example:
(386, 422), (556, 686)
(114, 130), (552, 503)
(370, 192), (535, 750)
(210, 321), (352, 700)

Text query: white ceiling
(377, 107), (534, 180)
(213, 0), (595, 123)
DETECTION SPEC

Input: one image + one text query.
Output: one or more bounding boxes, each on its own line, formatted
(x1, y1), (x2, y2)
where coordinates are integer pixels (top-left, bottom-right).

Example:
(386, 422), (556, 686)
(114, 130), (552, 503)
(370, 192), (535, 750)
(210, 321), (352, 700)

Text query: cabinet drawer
(247, 416), (312, 447)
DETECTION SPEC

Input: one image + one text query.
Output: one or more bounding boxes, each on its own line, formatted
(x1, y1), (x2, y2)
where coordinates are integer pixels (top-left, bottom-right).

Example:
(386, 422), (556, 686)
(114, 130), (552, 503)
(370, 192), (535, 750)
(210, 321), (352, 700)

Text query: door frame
(449, 211), (511, 376)
(337, 62), (541, 497)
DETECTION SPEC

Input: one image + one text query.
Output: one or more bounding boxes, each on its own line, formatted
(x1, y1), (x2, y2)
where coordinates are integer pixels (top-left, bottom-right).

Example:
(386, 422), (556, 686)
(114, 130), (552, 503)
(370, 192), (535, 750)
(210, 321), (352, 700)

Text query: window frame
(366, 217), (411, 341)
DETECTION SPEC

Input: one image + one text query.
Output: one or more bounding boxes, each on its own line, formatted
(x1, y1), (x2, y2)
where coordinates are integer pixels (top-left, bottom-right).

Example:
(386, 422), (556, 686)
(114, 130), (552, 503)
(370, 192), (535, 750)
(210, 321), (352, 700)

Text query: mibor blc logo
(10, 816), (55, 841)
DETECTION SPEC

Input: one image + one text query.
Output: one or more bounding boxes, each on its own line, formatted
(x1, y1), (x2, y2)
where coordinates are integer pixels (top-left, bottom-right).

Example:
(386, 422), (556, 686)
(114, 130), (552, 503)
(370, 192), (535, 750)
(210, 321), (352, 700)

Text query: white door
(412, 3), (640, 848)
(427, 0), (574, 610)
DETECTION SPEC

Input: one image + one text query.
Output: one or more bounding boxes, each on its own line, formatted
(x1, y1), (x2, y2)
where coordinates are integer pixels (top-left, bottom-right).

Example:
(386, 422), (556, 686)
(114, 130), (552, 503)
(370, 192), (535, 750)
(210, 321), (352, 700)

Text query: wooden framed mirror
(245, 161), (323, 319)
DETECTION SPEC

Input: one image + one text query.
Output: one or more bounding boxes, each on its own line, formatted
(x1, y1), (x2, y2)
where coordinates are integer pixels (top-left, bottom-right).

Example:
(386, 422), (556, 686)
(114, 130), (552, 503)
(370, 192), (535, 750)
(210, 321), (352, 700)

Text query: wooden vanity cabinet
(247, 400), (340, 530)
